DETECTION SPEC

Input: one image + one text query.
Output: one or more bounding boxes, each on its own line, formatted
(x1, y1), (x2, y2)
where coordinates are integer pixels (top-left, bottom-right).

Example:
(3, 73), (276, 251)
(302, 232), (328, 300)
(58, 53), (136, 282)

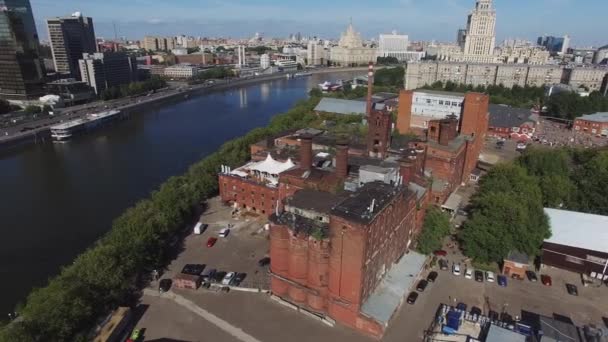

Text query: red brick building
(573, 112), (608, 137)
(487, 104), (538, 140)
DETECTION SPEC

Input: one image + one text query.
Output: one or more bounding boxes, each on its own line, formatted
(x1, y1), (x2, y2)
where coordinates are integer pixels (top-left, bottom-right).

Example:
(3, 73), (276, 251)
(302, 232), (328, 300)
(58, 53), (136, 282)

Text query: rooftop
(331, 181), (405, 224)
(360, 251), (426, 325)
(415, 89), (466, 98)
(271, 211), (328, 237)
(505, 250), (530, 265)
(426, 134), (467, 154)
(489, 104), (538, 128)
(486, 324), (526, 342)
(544, 208), (608, 253)
(314, 97), (367, 116)
(577, 112), (608, 123)
(286, 189), (344, 215)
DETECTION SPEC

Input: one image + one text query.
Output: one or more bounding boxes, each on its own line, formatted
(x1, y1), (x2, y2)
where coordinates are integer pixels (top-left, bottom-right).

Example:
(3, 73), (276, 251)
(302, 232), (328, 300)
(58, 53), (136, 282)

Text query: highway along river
(0, 71), (361, 314)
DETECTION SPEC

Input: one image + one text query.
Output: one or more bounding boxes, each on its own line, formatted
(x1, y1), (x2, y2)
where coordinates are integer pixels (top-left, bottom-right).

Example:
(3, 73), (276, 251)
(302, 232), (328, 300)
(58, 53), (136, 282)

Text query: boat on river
(50, 110), (123, 141)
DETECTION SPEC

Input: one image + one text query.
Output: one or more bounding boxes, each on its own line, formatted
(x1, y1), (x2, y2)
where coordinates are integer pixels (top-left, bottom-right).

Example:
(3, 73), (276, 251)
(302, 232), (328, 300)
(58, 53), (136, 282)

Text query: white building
(378, 32), (410, 61)
(307, 41), (327, 66)
(164, 64), (199, 78)
(260, 54), (270, 69)
(410, 90), (465, 128)
(171, 48), (188, 56)
(330, 21), (377, 66)
(275, 59), (298, 71)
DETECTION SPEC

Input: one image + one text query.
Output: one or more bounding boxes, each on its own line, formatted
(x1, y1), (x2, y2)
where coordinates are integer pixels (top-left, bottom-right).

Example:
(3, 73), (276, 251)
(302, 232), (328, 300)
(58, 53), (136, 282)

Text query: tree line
(0, 94), (324, 341)
(460, 148), (608, 264)
(422, 80), (608, 120)
(101, 76), (167, 101)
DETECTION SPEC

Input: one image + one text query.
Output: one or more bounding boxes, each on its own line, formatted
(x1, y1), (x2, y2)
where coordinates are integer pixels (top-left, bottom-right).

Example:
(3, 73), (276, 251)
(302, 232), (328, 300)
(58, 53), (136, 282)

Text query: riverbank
(0, 67), (371, 152)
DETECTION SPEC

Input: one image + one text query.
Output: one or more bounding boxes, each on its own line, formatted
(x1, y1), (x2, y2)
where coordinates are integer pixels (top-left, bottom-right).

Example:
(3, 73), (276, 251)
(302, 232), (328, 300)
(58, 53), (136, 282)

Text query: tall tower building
(463, 0), (496, 56)
(47, 12), (97, 78)
(0, 0), (45, 100)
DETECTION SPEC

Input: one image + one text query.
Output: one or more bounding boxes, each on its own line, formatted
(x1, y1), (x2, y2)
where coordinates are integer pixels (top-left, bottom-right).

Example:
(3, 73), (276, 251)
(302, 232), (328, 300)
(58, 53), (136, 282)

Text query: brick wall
(219, 174), (279, 216)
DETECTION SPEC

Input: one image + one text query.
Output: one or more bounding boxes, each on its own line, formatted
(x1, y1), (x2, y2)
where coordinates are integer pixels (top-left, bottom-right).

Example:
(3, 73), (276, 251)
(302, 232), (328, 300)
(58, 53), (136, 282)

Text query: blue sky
(31, 0), (605, 47)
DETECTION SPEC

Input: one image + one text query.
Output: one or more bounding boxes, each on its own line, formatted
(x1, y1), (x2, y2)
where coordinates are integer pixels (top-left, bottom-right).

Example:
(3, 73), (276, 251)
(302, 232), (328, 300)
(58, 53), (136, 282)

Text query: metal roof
(544, 208), (608, 253)
(314, 98), (367, 116)
(414, 89), (466, 98)
(441, 192), (463, 211)
(486, 325), (526, 342)
(577, 112), (608, 123)
(489, 104), (537, 128)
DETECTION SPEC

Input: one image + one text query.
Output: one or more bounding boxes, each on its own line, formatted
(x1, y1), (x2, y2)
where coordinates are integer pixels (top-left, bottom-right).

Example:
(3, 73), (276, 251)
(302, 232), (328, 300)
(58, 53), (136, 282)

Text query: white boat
(318, 81), (343, 92)
(295, 72), (312, 77)
(50, 110), (122, 141)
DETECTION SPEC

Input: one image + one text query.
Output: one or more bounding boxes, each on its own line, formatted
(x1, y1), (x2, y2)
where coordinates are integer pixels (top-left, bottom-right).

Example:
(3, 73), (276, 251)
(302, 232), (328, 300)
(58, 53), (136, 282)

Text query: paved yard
(156, 197), (271, 290)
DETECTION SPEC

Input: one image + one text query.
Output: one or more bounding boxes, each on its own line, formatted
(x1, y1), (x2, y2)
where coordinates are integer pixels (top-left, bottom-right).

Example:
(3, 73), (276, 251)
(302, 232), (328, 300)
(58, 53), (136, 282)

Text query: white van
(218, 228), (230, 238)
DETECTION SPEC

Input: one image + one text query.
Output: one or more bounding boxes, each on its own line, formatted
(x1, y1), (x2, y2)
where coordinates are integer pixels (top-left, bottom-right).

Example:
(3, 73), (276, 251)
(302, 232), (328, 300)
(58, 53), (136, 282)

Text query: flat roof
(360, 251), (426, 325)
(286, 189), (343, 215)
(414, 89), (466, 98)
(441, 192), (463, 211)
(314, 97), (367, 115)
(486, 325), (526, 342)
(331, 182), (405, 225)
(544, 208), (608, 253)
(577, 112), (608, 123)
(489, 104), (537, 128)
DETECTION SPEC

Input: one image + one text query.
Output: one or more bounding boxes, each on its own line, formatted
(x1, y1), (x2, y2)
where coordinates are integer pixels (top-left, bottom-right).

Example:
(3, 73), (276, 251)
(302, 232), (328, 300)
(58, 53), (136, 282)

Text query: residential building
(404, 61), (605, 91)
(164, 64), (198, 79)
(571, 48), (596, 64)
(79, 52), (137, 95)
(143, 36), (158, 51)
(307, 41), (327, 66)
(0, 0), (46, 100)
(567, 67), (607, 92)
(260, 54), (270, 69)
(330, 21), (376, 66)
(462, 0), (496, 59)
(378, 32), (409, 61)
(47, 12), (96, 78)
(495, 45), (550, 64)
(487, 104), (538, 140)
(46, 78), (95, 106)
(573, 112), (608, 137)
(542, 208), (608, 277)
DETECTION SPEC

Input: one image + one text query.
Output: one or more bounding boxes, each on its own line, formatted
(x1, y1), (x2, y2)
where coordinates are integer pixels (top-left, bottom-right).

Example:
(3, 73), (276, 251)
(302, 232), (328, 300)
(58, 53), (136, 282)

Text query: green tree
(461, 164), (550, 263)
(374, 66), (405, 88)
(416, 208), (451, 254)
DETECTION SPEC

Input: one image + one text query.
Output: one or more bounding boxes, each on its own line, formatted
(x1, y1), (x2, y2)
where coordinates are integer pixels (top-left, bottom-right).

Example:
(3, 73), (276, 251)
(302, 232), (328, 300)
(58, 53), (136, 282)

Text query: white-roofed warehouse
(542, 208), (608, 277)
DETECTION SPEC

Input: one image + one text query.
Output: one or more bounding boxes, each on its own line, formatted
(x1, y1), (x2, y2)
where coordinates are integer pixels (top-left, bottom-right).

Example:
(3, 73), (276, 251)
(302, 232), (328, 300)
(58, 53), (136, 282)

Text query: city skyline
(31, 0), (606, 46)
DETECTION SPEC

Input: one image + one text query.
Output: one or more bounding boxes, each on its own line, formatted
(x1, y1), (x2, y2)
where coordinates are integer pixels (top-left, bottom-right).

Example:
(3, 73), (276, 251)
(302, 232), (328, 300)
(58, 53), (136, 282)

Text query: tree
(461, 164), (550, 263)
(374, 66), (405, 88)
(417, 208), (451, 254)
(376, 56), (399, 65)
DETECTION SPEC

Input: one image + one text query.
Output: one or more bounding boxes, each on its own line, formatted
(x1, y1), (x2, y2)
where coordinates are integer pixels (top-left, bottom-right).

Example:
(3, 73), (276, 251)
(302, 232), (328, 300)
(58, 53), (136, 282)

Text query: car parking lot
(384, 259), (608, 341)
(155, 197), (271, 292)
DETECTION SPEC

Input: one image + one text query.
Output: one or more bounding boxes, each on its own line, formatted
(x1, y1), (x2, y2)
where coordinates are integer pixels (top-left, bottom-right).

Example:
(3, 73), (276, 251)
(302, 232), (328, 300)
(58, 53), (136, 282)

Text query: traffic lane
(136, 295), (241, 342)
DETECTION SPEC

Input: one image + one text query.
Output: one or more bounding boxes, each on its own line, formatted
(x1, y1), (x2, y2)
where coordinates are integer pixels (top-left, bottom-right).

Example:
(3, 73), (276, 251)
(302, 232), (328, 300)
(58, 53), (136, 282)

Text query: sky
(31, 0), (606, 47)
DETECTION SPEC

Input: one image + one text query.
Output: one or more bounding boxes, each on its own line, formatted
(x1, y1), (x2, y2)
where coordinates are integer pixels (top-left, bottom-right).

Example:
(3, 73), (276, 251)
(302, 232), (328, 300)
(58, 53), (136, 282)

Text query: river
(0, 71), (361, 314)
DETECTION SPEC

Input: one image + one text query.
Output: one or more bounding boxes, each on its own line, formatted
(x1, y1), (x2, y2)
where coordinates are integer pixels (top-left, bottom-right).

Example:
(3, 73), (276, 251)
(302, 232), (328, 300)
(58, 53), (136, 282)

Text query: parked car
(566, 283), (578, 296)
(221, 272), (236, 285)
(439, 259), (449, 271)
(258, 257), (271, 267)
(498, 275), (508, 287)
(456, 302), (467, 311)
(464, 268), (473, 279)
(427, 271), (438, 283)
(433, 250), (448, 257)
(201, 268), (216, 283)
(474, 270), (484, 282)
(406, 292), (418, 304)
(207, 237), (218, 247)
(231, 272), (247, 286)
(485, 271), (495, 283)
(470, 307), (482, 316)
(218, 228), (230, 238)
(159, 279), (172, 293)
(213, 271), (227, 283)
(452, 263), (461, 276)
(541, 274), (552, 286)
(416, 280), (428, 292)
(181, 264), (206, 276)
(526, 271), (538, 282)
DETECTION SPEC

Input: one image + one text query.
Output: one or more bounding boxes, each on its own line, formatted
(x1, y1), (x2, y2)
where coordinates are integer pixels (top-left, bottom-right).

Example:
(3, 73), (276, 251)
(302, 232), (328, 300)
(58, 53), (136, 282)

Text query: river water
(0, 71), (360, 314)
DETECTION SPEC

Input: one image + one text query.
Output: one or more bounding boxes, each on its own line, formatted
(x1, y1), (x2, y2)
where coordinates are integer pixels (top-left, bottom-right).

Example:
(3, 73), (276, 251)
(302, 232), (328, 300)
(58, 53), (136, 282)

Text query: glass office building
(0, 0), (45, 100)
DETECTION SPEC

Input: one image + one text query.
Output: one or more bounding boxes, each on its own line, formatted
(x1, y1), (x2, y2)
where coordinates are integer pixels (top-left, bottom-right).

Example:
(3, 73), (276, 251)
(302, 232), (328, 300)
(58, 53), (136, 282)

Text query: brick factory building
(217, 63), (488, 338)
